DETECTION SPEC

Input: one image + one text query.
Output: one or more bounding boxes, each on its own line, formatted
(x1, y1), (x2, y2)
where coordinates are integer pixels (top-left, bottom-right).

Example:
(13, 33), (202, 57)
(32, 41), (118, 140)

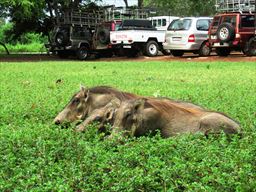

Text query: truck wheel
(215, 48), (231, 56)
(199, 41), (211, 57)
(144, 41), (159, 57)
(244, 38), (256, 56)
(217, 23), (235, 43)
(171, 50), (184, 57)
(77, 46), (89, 60)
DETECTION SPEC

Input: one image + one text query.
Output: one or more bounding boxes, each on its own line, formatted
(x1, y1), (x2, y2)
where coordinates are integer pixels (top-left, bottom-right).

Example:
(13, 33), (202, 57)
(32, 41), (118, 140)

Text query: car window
(157, 19), (161, 27)
(168, 19), (192, 31)
(241, 15), (255, 28)
(152, 20), (157, 27)
(71, 27), (88, 39)
(162, 19), (167, 26)
(222, 16), (236, 26)
(196, 19), (211, 31)
(212, 16), (220, 27)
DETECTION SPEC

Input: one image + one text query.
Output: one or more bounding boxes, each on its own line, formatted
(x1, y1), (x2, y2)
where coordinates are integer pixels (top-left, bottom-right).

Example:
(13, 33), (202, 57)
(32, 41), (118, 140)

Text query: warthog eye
(125, 111), (132, 118)
(72, 98), (80, 104)
(95, 116), (102, 122)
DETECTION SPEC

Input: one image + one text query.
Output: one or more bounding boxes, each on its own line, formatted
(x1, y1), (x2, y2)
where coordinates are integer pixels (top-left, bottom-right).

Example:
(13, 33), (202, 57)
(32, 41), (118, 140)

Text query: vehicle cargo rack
(215, 0), (255, 12)
(104, 7), (153, 21)
(56, 9), (105, 28)
(56, 7), (155, 28)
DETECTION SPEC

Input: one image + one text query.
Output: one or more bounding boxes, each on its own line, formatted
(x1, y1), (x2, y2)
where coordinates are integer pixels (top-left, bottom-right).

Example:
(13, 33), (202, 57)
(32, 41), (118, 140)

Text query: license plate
(213, 42), (229, 47)
(123, 45), (132, 48)
(172, 37), (181, 41)
(211, 35), (217, 40)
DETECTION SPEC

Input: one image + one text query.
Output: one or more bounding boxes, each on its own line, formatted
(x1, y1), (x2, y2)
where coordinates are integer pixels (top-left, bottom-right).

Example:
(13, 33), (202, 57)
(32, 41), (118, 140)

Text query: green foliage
(0, 22), (13, 43)
(0, 26), (47, 53)
(145, 0), (216, 16)
(0, 61), (256, 191)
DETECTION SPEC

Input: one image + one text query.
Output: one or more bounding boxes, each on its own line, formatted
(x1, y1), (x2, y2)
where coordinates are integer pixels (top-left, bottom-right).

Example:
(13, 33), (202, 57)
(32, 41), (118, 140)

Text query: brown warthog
(110, 98), (240, 138)
(53, 85), (138, 125)
(75, 98), (121, 132)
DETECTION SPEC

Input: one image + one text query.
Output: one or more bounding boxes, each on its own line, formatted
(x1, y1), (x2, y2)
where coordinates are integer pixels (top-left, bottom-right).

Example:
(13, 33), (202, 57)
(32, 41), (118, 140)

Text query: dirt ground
(0, 52), (256, 62)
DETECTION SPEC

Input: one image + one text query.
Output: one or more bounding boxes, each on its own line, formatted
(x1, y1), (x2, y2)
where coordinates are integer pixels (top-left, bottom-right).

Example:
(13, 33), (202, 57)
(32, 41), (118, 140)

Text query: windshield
(167, 19), (192, 31)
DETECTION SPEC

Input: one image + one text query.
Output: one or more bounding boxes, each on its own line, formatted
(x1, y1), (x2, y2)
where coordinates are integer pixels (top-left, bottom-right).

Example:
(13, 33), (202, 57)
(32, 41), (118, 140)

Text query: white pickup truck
(110, 20), (166, 57)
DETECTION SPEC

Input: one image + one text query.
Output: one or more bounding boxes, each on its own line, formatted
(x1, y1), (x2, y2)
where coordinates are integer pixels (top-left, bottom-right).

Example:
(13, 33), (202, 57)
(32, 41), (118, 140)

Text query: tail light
(188, 34), (195, 43)
(111, 22), (115, 31)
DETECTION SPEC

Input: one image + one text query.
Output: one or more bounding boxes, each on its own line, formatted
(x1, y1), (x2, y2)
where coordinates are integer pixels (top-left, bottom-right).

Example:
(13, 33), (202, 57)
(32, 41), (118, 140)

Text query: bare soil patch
(0, 52), (255, 62)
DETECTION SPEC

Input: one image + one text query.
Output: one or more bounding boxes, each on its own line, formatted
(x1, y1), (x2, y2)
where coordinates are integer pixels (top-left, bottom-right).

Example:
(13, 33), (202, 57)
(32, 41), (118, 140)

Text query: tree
(144, 0), (216, 16)
(0, 0), (101, 42)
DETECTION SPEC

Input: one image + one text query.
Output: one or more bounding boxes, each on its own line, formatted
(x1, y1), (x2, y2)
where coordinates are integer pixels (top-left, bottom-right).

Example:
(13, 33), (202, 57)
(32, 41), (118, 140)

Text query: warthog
(53, 85), (138, 125)
(111, 98), (240, 138)
(75, 98), (120, 132)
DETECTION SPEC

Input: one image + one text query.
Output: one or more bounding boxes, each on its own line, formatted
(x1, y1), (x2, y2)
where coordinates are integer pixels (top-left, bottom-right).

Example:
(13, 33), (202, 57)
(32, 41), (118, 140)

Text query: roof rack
(215, 0), (255, 12)
(103, 7), (153, 21)
(55, 6), (157, 28)
(56, 9), (105, 28)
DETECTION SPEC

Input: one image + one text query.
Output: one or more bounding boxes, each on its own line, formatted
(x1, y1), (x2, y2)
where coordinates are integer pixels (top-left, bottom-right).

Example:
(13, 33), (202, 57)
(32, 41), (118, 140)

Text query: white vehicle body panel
(110, 30), (166, 45)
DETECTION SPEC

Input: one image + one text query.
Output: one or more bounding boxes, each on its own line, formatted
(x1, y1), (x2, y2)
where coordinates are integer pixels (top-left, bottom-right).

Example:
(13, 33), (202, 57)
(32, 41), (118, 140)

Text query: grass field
(0, 60), (256, 191)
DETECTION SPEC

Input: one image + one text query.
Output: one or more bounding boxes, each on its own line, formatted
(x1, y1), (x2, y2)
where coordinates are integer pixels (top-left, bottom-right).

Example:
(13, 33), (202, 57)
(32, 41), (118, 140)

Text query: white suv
(163, 17), (212, 57)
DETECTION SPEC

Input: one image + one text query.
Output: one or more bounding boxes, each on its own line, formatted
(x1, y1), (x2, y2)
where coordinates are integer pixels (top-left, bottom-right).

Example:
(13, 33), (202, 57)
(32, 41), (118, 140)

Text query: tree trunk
(123, 0), (128, 7)
(138, 0), (143, 8)
(0, 42), (9, 55)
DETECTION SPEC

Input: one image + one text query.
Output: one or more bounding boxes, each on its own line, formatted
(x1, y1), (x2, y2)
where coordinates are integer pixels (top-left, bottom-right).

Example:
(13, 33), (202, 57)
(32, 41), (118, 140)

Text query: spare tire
(97, 28), (110, 45)
(55, 31), (69, 46)
(217, 23), (235, 43)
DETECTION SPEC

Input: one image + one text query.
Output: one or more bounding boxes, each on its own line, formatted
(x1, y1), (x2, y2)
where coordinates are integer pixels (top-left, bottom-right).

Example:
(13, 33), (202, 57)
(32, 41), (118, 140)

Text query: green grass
(0, 60), (256, 191)
(0, 42), (46, 53)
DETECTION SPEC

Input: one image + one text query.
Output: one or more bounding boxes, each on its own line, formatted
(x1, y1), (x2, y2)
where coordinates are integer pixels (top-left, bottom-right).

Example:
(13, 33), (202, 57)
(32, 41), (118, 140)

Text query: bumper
(163, 42), (200, 51)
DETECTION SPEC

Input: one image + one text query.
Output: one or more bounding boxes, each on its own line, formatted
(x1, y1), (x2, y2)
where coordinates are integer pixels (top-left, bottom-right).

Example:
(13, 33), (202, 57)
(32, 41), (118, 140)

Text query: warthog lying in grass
(75, 96), (204, 133)
(53, 85), (138, 125)
(110, 98), (241, 138)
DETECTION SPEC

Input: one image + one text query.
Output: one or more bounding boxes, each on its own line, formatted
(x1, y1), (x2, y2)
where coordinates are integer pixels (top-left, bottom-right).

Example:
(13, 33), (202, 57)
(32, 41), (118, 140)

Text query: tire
(217, 23), (235, 43)
(76, 46), (89, 60)
(57, 50), (69, 59)
(55, 32), (69, 46)
(170, 50), (184, 57)
(144, 41), (159, 57)
(199, 41), (211, 57)
(97, 28), (110, 45)
(244, 37), (256, 56)
(215, 48), (231, 56)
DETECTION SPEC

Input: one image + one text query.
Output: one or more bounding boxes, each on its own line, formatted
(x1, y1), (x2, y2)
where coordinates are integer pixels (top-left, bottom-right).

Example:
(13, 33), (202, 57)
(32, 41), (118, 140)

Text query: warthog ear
(80, 85), (90, 101)
(133, 98), (146, 112)
(80, 84), (86, 92)
(84, 90), (90, 102)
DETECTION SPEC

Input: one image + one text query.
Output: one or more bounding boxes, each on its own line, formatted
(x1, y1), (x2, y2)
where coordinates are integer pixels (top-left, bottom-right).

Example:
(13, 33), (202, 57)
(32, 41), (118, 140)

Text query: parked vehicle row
(46, 3), (256, 59)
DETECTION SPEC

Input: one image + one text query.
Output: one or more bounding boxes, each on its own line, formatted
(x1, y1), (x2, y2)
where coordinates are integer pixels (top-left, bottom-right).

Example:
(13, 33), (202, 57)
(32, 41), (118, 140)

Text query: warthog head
(76, 98), (121, 133)
(53, 86), (92, 125)
(111, 98), (146, 137)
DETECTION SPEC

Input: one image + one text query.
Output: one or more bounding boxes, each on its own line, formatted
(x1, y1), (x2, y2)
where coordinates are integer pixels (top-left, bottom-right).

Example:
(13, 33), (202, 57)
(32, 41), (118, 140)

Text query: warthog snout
(53, 119), (61, 125)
